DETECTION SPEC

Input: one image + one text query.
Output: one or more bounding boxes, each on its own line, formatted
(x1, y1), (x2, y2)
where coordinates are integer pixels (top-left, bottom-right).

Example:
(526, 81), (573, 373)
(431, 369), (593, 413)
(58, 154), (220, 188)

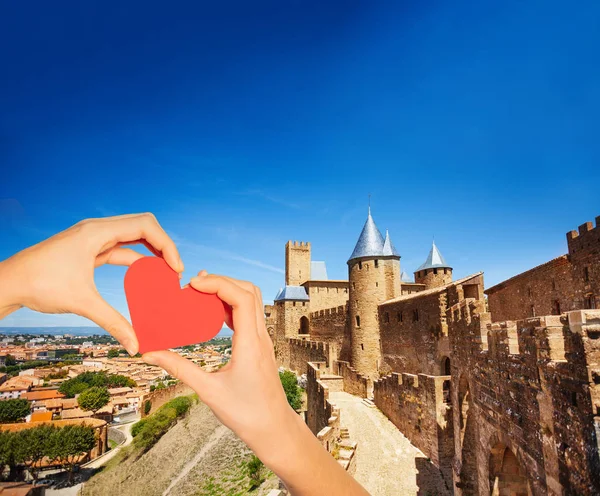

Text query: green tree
(5, 355), (16, 366)
(17, 425), (55, 484)
(107, 349), (120, 359)
(48, 424), (96, 484)
(0, 399), (31, 423)
(77, 386), (110, 413)
(279, 370), (302, 410)
(143, 400), (152, 415)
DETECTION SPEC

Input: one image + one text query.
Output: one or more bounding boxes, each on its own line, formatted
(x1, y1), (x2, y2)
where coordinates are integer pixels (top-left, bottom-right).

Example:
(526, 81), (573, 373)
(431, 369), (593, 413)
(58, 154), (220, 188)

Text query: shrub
(144, 400), (152, 415)
(279, 370), (302, 410)
(247, 455), (265, 490)
(132, 394), (194, 451)
(131, 419), (147, 437)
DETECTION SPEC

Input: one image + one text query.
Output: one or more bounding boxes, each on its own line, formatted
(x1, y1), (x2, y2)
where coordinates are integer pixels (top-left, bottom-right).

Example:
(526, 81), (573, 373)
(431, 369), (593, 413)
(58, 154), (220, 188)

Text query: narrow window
(571, 391), (578, 407)
(444, 268), (447, 274)
(553, 300), (560, 315)
(293, 301), (296, 307)
(413, 309), (419, 322)
(356, 315), (361, 327)
(358, 261), (362, 270)
(374, 260), (379, 268)
(302, 302), (306, 307)
(361, 343), (364, 350)
(434, 268), (438, 275)
(352, 282), (356, 290)
(375, 282), (378, 287)
(397, 311), (403, 322)
(584, 267), (590, 282)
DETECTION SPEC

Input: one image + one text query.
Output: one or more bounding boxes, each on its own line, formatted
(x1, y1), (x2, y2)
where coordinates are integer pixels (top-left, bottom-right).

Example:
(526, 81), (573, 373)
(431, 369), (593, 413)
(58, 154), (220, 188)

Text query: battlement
(375, 371), (450, 395)
(566, 216), (600, 255)
(335, 361), (370, 398)
(287, 240), (311, 248)
(310, 304), (347, 319)
(288, 338), (330, 353)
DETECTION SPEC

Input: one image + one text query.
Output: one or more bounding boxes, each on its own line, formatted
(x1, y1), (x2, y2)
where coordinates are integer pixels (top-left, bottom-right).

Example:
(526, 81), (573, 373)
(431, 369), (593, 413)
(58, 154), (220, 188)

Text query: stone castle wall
(274, 299), (310, 369)
(306, 362), (357, 474)
(448, 299), (600, 495)
(303, 281), (349, 312)
(288, 338), (334, 376)
(373, 371), (454, 485)
(335, 361), (370, 398)
(378, 274), (483, 376)
(142, 382), (194, 418)
(486, 217), (600, 322)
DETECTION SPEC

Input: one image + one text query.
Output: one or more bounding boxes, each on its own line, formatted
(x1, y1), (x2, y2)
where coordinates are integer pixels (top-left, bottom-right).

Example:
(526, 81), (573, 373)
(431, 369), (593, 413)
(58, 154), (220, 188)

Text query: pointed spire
(416, 241), (452, 271)
(382, 229), (400, 257)
(348, 208), (385, 262)
(401, 271), (412, 283)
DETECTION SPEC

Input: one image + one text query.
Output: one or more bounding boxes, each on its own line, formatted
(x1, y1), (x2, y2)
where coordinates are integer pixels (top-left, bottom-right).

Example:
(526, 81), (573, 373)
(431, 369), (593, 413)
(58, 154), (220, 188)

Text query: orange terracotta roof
(20, 390), (65, 401)
(30, 411), (53, 422)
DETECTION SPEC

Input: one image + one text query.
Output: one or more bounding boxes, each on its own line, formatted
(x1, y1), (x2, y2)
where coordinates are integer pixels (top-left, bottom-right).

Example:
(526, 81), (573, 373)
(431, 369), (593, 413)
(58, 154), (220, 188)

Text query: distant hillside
(81, 401), (278, 496)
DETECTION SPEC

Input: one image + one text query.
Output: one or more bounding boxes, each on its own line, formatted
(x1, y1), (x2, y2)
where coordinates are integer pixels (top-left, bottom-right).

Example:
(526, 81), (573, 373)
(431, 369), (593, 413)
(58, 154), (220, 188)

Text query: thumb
(77, 292), (139, 355)
(143, 351), (213, 401)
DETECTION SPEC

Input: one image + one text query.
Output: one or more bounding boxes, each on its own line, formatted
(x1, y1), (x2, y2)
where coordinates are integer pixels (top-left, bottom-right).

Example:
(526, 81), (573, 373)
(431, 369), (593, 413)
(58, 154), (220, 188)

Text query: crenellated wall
(306, 362), (357, 474)
(447, 301), (600, 496)
(486, 216), (600, 322)
(288, 338), (335, 376)
(303, 281), (349, 312)
(373, 371), (454, 485)
(378, 273), (483, 376)
(335, 360), (370, 398)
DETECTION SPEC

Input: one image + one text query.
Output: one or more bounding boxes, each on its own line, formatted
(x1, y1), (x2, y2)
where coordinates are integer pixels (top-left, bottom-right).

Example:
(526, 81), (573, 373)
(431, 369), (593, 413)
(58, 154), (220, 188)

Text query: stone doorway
(489, 443), (530, 496)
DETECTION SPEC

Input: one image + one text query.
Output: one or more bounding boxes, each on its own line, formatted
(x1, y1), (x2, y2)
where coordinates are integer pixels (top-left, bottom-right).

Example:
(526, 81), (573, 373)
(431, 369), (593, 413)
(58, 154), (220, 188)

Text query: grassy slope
(81, 401), (278, 496)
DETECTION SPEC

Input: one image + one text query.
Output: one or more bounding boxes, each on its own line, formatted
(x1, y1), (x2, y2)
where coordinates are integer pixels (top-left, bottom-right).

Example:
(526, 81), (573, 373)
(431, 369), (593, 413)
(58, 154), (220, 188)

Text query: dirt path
(162, 425), (229, 496)
(329, 392), (450, 496)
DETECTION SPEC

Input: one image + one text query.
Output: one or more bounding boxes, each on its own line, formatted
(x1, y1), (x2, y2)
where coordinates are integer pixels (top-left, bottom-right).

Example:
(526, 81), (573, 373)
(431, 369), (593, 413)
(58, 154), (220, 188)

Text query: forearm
(0, 258), (23, 320)
(261, 411), (369, 496)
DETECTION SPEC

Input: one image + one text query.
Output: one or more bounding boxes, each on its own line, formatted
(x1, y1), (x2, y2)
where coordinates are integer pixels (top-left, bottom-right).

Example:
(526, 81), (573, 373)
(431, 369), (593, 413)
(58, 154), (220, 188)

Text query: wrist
(0, 258), (23, 319)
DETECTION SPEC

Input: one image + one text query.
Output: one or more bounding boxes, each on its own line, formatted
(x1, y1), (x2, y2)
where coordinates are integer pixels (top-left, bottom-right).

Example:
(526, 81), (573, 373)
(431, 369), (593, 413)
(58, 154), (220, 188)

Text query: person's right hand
(0, 213), (183, 355)
(143, 273), (370, 496)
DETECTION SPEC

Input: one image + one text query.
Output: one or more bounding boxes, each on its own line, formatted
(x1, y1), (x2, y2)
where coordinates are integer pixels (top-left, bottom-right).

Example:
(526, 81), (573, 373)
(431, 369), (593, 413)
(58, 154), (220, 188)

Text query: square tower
(285, 241), (311, 286)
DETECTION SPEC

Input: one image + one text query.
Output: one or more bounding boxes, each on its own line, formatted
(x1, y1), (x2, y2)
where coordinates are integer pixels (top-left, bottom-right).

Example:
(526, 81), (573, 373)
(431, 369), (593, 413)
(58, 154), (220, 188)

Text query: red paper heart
(124, 257), (226, 354)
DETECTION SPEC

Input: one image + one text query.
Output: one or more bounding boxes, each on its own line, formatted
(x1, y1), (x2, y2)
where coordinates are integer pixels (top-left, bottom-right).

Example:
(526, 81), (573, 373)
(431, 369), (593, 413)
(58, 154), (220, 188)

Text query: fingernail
(144, 354), (158, 365)
(124, 339), (138, 356)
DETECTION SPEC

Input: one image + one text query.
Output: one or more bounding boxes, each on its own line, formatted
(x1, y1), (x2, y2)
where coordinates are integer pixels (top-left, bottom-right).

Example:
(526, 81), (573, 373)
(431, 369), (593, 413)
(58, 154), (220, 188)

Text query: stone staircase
(361, 397), (376, 408)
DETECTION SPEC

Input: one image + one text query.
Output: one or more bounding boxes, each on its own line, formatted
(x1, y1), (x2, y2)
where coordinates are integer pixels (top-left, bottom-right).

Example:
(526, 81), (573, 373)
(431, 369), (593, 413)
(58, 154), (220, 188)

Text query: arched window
(299, 316), (309, 335)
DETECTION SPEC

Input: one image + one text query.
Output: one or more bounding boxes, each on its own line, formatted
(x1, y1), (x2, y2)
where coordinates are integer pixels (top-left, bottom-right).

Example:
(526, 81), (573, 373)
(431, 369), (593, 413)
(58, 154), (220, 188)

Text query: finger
(205, 274), (259, 330)
(95, 247), (144, 267)
(143, 351), (213, 400)
(95, 213), (184, 273)
(190, 275), (258, 341)
(76, 293), (138, 355)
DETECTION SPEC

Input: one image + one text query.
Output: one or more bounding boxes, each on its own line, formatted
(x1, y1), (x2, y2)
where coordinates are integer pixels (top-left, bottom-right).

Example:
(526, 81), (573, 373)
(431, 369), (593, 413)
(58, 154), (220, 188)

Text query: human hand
(143, 273), (296, 459)
(143, 273), (370, 496)
(0, 213), (183, 355)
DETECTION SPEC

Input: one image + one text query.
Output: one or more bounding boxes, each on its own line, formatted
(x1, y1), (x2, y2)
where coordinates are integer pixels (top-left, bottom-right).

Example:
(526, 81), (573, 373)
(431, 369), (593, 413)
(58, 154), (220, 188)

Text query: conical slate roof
(401, 271), (412, 283)
(382, 230), (400, 257)
(348, 208), (386, 262)
(416, 241), (452, 271)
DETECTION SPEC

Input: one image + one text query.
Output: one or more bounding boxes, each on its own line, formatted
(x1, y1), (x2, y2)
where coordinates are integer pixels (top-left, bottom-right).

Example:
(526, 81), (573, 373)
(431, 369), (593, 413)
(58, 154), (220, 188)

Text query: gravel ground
(330, 392), (451, 496)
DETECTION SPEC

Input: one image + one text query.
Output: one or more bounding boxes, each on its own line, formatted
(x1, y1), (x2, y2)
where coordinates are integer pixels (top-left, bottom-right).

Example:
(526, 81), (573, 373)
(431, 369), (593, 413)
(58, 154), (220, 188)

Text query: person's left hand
(0, 213), (183, 354)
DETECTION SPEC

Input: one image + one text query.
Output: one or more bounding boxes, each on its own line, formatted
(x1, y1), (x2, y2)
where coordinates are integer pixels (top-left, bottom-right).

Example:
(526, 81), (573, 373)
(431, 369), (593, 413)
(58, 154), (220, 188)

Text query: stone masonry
(267, 212), (600, 495)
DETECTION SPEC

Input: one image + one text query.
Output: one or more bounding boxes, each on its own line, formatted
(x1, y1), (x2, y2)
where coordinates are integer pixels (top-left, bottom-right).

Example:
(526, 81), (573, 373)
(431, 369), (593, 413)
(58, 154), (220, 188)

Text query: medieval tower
(285, 240), (311, 286)
(414, 241), (453, 289)
(347, 208), (401, 380)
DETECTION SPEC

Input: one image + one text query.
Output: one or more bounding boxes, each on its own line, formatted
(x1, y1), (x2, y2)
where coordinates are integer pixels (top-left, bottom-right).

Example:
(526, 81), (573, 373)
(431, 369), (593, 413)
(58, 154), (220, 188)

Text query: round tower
(414, 241), (452, 289)
(347, 209), (401, 381)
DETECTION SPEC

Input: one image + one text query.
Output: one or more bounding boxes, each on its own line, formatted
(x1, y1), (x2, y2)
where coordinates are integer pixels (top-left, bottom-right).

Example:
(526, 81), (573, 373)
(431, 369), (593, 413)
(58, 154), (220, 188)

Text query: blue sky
(1, 1), (599, 327)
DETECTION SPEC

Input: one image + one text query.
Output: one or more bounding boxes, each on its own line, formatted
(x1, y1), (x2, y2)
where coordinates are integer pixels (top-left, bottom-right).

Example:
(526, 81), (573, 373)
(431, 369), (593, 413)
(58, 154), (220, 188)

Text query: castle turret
(414, 241), (452, 289)
(348, 209), (401, 380)
(285, 241), (311, 286)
